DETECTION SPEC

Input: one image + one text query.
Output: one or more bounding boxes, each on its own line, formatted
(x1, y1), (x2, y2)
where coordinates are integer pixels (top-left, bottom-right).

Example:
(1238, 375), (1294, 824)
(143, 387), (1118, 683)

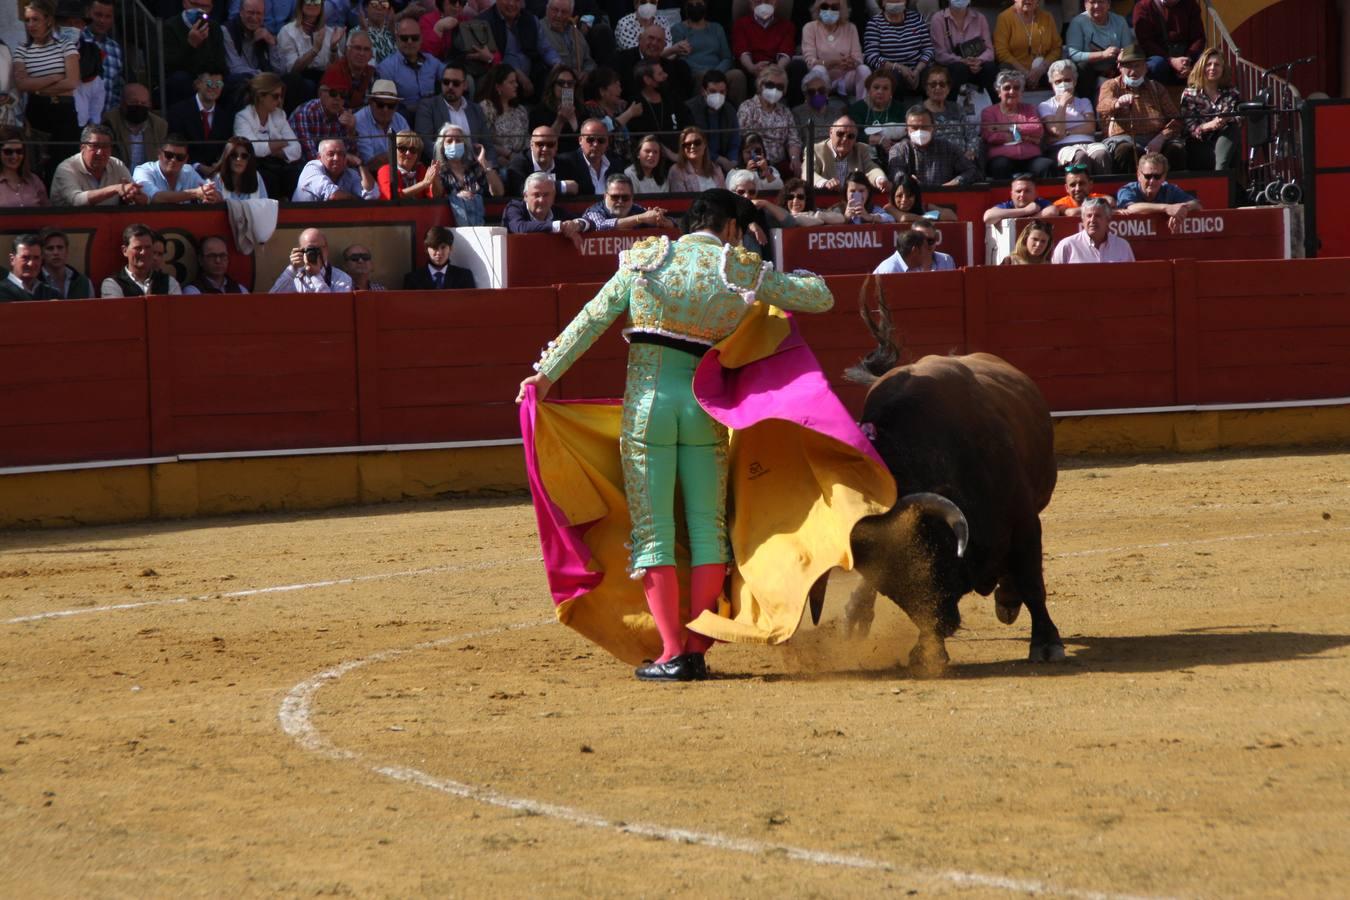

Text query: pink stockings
(641, 564), (726, 663)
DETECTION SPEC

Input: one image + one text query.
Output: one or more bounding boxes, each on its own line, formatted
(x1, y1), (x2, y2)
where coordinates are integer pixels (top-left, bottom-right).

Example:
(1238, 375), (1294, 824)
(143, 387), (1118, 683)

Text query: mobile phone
(750, 148), (763, 161)
(561, 87), (574, 107)
(186, 8), (208, 25)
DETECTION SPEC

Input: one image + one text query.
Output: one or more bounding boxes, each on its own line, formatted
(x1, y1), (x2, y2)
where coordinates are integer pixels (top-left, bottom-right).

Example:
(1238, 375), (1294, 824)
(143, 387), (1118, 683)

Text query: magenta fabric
(519, 315), (884, 607)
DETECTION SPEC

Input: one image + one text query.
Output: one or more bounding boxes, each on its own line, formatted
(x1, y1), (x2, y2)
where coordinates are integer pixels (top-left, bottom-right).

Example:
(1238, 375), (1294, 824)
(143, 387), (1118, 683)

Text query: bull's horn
(898, 492), (969, 559)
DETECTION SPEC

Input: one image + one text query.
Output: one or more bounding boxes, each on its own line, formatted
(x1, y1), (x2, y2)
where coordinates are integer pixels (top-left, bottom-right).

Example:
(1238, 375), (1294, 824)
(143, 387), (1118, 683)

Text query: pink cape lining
(519, 317), (885, 607)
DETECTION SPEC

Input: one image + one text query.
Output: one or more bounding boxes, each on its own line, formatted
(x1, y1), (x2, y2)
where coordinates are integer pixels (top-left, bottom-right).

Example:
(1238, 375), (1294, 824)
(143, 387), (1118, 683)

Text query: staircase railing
(115, 0), (167, 112)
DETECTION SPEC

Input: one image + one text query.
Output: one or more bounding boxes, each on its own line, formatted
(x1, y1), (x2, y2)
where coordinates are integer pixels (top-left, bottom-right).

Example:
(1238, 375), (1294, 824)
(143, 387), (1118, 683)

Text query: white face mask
(761, 86), (783, 104)
(705, 91), (726, 110)
(754, 3), (774, 20)
(637, 3), (657, 20)
(885, 2), (906, 15)
(909, 128), (932, 146)
(1052, 81), (1073, 95)
(1122, 72), (1145, 88)
(949, 0), (970, 8)
(819, 9), (839, 24)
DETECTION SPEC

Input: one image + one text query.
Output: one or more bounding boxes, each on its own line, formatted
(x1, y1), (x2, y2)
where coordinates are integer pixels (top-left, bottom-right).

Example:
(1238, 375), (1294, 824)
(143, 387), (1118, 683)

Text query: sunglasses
(785, 192), (806, 201)
(532, 139), (557, 147)
(833, 131), (857, 139)
(920, 235), (939, 245)
(202, 78), (224, 88)
(1064, 163), (1090, 173)
(1, 146), (24, 156)
(397, 32), (420, 41)
(683, 139), (705, 148)
(346, 253), (371, 261)
(230, 151), (251, 161)
(607, 193), (632, 202)
(555, 79), (576, 88)
(442, 78), (463, 86)
(83, 141), (112, 151)
(582, 135), (608, 144)
(1140, 172), (1164, 180)
(161, 150), (188, 161)
(396, 144), (419, 152)
(324, 86), (349, 97)
(372, 99), (398, 109)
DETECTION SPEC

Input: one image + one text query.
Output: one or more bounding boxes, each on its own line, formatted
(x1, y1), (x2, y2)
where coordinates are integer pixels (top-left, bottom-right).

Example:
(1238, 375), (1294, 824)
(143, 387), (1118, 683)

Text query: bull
(812, 291), (1063, 672)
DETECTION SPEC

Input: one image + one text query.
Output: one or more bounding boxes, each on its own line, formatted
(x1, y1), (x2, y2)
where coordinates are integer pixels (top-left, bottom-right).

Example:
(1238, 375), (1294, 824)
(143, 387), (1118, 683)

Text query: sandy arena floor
(1, 448), (1348, 899)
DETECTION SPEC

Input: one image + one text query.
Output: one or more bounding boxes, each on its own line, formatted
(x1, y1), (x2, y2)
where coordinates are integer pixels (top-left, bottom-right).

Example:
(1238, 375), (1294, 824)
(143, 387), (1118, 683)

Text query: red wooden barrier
(969, 260), (1178, 410)
(146, 293), (359, 454)
(1005, 208), (1291, 263)
(501, 229), (681, 288)
(1189, 258), (1350, 403)
(774, 222), (974, 275)
(549, 282), (629, 401)
(354, 288), (558, 442)
(0, 298), (150, 466)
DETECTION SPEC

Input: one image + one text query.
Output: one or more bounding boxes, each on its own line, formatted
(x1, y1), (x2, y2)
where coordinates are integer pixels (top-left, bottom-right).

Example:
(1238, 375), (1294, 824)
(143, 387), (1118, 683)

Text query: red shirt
(377, 163), (434, 200)
(731, 16), (794, 64)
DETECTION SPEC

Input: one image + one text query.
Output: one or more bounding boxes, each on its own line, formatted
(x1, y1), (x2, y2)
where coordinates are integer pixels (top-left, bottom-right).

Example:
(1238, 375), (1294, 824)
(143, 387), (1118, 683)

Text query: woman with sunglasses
(210, 136), (269, 200)
(1001, 218), (1053, 264)
(920, 63), (979, 162)
(0, 127), (49, 207)
(882, 172), (954, 224)
(433, 123), (504, 226)
(478, 64), (527, 168)
(12, 0), (80, 181)
(667, 125), (723, 192)
(279, 0), (345, 105)
(343, 243), (384, 291)
(527, 64), (582, 154)
(775, 176), (842, 226)
(235, 72), (304, 198)
(377, 128), (440, 200)
(803, 0), (868, 100)
(623, 133), (669, 194)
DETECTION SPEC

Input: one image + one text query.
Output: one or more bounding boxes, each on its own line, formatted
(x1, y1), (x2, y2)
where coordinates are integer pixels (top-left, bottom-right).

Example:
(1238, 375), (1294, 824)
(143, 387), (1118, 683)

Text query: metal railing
(1205, 2), (1305, 201)
(116, 0), (167, 112)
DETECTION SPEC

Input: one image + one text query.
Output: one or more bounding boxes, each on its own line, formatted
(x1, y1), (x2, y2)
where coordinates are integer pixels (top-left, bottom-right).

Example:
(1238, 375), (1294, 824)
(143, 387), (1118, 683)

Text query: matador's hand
(516, 372), (554, 405)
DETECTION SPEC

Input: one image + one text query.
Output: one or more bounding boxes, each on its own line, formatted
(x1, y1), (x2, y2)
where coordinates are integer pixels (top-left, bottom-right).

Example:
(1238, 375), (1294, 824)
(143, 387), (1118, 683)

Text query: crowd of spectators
(0, 0), (1241, 297)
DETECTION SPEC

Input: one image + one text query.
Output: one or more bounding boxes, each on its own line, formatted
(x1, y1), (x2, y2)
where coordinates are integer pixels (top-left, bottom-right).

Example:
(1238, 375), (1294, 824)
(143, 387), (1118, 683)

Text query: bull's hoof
(995, 602), (1021, 625)
(842, 615), (872, 640)
(1028, 642), (1066, 663)
(908, 641), (949, 677)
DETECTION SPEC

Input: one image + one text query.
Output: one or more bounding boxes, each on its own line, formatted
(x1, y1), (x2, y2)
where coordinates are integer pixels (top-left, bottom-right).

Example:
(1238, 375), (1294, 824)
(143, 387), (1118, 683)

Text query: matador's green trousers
(620, 343), (730, 572)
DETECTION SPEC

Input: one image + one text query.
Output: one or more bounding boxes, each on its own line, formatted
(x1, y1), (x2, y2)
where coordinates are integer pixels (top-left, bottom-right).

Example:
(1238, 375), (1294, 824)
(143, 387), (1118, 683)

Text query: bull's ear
(808, 571), (831, 626)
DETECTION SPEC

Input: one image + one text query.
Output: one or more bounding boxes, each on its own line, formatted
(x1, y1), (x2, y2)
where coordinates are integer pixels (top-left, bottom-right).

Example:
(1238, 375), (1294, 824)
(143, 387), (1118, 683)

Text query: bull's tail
(844, 274), (902, 385)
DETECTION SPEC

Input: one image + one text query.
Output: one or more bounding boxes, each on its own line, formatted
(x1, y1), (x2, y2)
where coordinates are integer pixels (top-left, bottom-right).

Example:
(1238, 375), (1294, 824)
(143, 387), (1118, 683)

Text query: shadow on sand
(756, 627), (1350, 682)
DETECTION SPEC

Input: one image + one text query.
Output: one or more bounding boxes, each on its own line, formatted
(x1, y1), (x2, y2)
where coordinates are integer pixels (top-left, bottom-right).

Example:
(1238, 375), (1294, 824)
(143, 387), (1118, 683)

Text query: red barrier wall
(4, 256), (1347, 469)
(0, 298), (150, 466)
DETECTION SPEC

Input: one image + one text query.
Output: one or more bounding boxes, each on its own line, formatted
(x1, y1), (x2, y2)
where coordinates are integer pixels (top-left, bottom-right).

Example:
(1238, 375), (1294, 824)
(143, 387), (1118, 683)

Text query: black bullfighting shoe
(634, 657), (694, 682)
(680, 653), (708, 681)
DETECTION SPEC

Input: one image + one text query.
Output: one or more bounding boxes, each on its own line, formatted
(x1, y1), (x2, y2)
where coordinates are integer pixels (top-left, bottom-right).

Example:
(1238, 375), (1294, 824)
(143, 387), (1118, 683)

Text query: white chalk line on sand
(278, 625), (1168, 900)
(2, 556), (540, 625)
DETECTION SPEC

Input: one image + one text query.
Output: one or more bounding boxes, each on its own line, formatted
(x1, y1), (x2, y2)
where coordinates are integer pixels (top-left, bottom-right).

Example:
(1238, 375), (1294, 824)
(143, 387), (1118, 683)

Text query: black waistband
(629, 331), (709, 358)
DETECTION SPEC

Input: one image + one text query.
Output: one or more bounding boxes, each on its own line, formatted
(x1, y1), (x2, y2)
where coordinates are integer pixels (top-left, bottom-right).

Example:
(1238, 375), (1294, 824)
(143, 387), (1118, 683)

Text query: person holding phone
(270, 227), (353, 293)
(528, 64), (582, 154)
(164, 0), (229, 105)
(827, 170), (893, 224)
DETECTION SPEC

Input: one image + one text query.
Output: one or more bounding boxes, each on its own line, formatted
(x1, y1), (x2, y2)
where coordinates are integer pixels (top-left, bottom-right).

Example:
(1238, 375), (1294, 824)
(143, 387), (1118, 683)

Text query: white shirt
(581, 154), (611, 195)
(99, 268), (183, 297)
(873, 250), (957, 274)
(269, 264), (354, 293)
(234, 105), (303, 163)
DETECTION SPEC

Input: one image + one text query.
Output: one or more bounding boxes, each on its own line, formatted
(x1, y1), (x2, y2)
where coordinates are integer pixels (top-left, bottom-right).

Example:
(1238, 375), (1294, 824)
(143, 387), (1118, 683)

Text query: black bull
(810, 308), (1062, 670)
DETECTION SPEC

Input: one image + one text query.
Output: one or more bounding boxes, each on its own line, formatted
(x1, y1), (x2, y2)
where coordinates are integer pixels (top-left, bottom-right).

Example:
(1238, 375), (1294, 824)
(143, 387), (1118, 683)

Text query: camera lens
(304, 247), (321, 262)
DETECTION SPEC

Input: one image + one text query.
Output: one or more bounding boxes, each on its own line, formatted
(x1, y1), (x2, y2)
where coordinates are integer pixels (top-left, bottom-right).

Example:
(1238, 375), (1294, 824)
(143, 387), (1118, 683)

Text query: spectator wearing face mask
(793, 65), (848, 136)
(1097, 44), (1185, 174)
(685, 69), (741, 175)
(103, 83), (168, 171)
(887, 104), (977, 188)
(736, 62), (800, 174)
(802, 0), (868, 101)
(732, 2), (794, 92)
(432, 123), (504, 227)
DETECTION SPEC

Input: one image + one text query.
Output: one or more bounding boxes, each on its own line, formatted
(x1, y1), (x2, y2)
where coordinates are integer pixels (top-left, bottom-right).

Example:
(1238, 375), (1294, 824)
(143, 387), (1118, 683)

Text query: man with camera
(270, 228), (353, 293)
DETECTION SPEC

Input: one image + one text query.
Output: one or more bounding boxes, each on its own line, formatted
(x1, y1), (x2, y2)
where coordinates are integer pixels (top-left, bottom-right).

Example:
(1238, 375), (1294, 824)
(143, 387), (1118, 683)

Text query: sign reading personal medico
(773, 222), (974, 275)
(501, 229), (682, 287)
(992, 207), (1294, 264)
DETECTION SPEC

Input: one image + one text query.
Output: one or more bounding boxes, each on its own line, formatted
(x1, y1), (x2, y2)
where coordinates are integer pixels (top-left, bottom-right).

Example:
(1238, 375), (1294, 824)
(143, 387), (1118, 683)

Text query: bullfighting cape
(520, 305), (897, 666)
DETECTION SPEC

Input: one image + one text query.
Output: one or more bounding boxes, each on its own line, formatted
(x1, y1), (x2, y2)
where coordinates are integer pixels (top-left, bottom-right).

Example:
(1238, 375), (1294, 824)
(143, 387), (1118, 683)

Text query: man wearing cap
(1042, 165), (1115, 217)
(809, 116), (890, 193)
(415, 63), (492, 166)
(375, 15), (441, 118)
(1051, 196), (1135, 263)
(167, 70), (234, 166)
(290, 71), (358, 160)
(353, 79), (410, 169)
(1096, 44), (1185, 174)
(322, 28), (376, 110)
(292, 137), (379, 201)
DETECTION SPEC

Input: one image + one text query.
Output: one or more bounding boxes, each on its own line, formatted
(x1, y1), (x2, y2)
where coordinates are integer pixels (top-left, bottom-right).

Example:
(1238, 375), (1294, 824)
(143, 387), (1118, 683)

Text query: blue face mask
(443, 141), (466, 160)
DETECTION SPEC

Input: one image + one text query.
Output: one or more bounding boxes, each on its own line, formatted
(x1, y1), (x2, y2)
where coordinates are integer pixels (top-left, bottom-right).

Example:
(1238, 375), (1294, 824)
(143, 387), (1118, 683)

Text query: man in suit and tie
(167, 70), (235, 167)
(502, 172), (593, 248)
(403, 226), (476, 291)
(503, 125), (587, 197)
(414, 63), (493, 166)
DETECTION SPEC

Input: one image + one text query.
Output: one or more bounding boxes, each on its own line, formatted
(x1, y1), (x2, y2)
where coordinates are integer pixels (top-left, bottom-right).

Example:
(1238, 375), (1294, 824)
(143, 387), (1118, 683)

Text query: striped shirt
(16, 37), (77, 80)
(862, 10), (934, 70)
